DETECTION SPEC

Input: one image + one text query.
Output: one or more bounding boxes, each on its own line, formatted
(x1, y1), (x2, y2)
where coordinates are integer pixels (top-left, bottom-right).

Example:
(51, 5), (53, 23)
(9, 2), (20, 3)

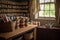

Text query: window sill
(35, 17), (55, 20)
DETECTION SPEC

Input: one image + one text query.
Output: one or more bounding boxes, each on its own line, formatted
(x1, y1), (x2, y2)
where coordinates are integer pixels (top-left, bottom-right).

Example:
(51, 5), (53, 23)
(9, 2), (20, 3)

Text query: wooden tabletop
(0, 24), (37, 39)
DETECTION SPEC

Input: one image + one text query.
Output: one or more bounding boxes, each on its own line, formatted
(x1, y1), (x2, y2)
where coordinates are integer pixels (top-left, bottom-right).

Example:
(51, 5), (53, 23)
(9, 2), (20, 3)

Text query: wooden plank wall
(0, 0), (30, 17)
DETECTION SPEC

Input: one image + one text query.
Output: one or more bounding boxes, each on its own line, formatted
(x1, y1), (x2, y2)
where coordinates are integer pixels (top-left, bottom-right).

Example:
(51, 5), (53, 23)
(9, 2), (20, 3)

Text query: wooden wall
(0, 0), (30, 17)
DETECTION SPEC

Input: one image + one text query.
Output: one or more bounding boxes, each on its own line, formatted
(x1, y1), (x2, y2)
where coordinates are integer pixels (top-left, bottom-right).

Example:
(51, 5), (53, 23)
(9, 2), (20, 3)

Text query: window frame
(38, 0), (55, 20)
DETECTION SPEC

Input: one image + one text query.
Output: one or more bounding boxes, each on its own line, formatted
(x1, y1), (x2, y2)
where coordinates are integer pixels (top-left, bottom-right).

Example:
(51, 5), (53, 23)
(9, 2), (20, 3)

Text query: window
(38, 0), (55, 17)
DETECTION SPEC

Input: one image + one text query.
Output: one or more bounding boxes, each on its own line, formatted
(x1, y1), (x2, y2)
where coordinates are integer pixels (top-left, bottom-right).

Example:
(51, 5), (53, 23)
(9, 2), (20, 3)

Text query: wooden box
(0, 21), (16, 33)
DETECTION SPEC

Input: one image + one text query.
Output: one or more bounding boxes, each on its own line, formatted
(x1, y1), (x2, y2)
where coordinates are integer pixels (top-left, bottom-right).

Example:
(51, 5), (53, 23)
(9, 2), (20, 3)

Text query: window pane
(50, 11), (55, 17)
(39, 11), (45, 17)
(51, 0), (54, 2)
(50, 4), (55, 10)
(44, 11), (50, 17)
(39, 0), (55, 18)
(40, 4), (44, 10)
(39, 0), (44, 3)
(45, 4), (49, 10)
(45, 0), (50, 3)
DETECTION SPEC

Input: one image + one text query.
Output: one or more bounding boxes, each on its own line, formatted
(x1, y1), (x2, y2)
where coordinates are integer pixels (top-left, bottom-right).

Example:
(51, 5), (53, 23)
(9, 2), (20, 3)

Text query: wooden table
(0, 24), (37, 40)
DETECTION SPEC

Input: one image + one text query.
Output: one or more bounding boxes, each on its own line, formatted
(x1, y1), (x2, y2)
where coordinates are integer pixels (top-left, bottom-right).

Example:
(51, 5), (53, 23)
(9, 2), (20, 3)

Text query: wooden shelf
(0, 0), (30, 17)
(1, 9), (28, 12)
(1, 1), (28, 6)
